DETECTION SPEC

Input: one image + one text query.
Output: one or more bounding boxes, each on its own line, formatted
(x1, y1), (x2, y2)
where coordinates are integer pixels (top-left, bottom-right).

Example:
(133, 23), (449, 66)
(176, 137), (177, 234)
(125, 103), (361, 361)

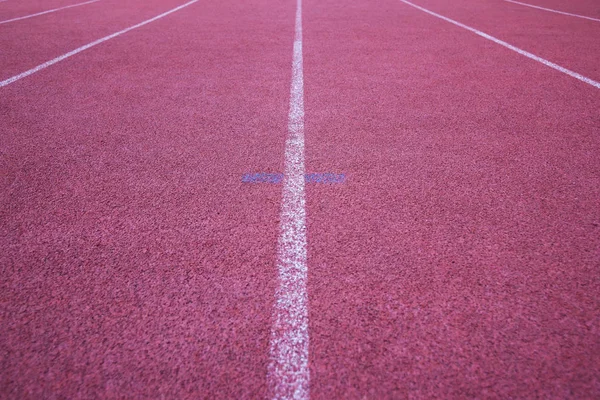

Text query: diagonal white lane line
(268, 0), (309, 398)
(0, 0), (101, 25)
(504, 0), (600, 23)
(0, 0), (199, 88)
(399, 0), (600, 89)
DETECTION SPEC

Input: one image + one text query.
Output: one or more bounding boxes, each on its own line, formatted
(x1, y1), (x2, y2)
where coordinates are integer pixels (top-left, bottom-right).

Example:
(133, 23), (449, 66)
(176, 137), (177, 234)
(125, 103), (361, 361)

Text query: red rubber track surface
(0, 0), (87, 20)
(507, 0), (600, 18)
(303, 0), (599, 398)
(1, 0), (294, 397)
(2, 0), (600, 398)
(0, 0), (195, 81)
(414, 0), (600, 82)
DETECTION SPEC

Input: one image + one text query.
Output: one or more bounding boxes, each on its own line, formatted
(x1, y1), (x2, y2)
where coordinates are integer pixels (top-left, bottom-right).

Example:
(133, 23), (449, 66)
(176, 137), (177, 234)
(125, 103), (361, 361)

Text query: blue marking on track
(242, 173), (284, 183)
(242, 173), (346, 184)
(304, 173), (346, 183)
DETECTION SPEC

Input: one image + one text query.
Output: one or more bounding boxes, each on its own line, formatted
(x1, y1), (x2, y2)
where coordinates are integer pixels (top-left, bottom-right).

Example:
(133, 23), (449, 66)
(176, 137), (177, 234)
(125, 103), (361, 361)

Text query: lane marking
(0, 0), (199, 88)
(243, 173), (285, 184)
(305, 173), (345, 183)
(398, 0), (600, 89)
(268, 0), (309, 398)
(504, 0), (600, 23)
(0, 0), (100, 25)
(241, 173), (346, 184)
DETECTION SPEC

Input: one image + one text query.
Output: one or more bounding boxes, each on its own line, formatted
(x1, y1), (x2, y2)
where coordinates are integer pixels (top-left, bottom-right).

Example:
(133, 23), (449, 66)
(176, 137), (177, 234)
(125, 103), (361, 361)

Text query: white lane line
(0, 0), (198, 88)
(268, 0), (309, 398)
(504, 0), (600, 23)
(399, 0), (600, 89)
(0, 0), (100, 25)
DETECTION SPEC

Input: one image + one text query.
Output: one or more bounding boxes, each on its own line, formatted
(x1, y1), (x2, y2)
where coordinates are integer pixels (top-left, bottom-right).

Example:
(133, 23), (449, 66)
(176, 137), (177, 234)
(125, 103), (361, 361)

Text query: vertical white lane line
(268, 0), (309, 398)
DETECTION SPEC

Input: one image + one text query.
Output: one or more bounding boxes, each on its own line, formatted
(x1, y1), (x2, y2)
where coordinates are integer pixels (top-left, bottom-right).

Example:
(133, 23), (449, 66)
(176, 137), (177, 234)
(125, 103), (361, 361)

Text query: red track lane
(412, 0), (600, 83)
(0, 0), (85, 20)
(303, 0), (599, 397)
(510, 0), (600, 18)
(0, 0), (194, 81)
(1, 0), (295, 397)
(2, 0), (600, 398)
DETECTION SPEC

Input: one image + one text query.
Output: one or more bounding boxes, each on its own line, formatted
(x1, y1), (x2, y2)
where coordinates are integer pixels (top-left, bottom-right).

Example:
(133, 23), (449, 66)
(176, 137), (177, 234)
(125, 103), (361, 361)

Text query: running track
(1, 0), (599, 398)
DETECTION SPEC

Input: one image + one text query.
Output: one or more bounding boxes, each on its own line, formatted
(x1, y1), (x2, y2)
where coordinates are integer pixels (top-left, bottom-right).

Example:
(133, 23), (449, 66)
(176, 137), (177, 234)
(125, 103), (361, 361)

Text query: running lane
(0, 0), (196, 81)
(1, 0), (295, 397)
(410, 0), (600, 82)
(0, 0), (91, 20)
(303, 0), (600, 397)
(504, 0), (600, 18)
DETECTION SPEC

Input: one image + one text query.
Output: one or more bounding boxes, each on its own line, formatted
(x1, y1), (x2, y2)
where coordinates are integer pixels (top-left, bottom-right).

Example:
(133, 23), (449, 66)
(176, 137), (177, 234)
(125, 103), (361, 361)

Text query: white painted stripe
(504, 0), (600, 23)
(268, 0), (309, 398)
(0, 0), (198, 88)
(0, 0), (100, 25)
(399, 0), (600, 89)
